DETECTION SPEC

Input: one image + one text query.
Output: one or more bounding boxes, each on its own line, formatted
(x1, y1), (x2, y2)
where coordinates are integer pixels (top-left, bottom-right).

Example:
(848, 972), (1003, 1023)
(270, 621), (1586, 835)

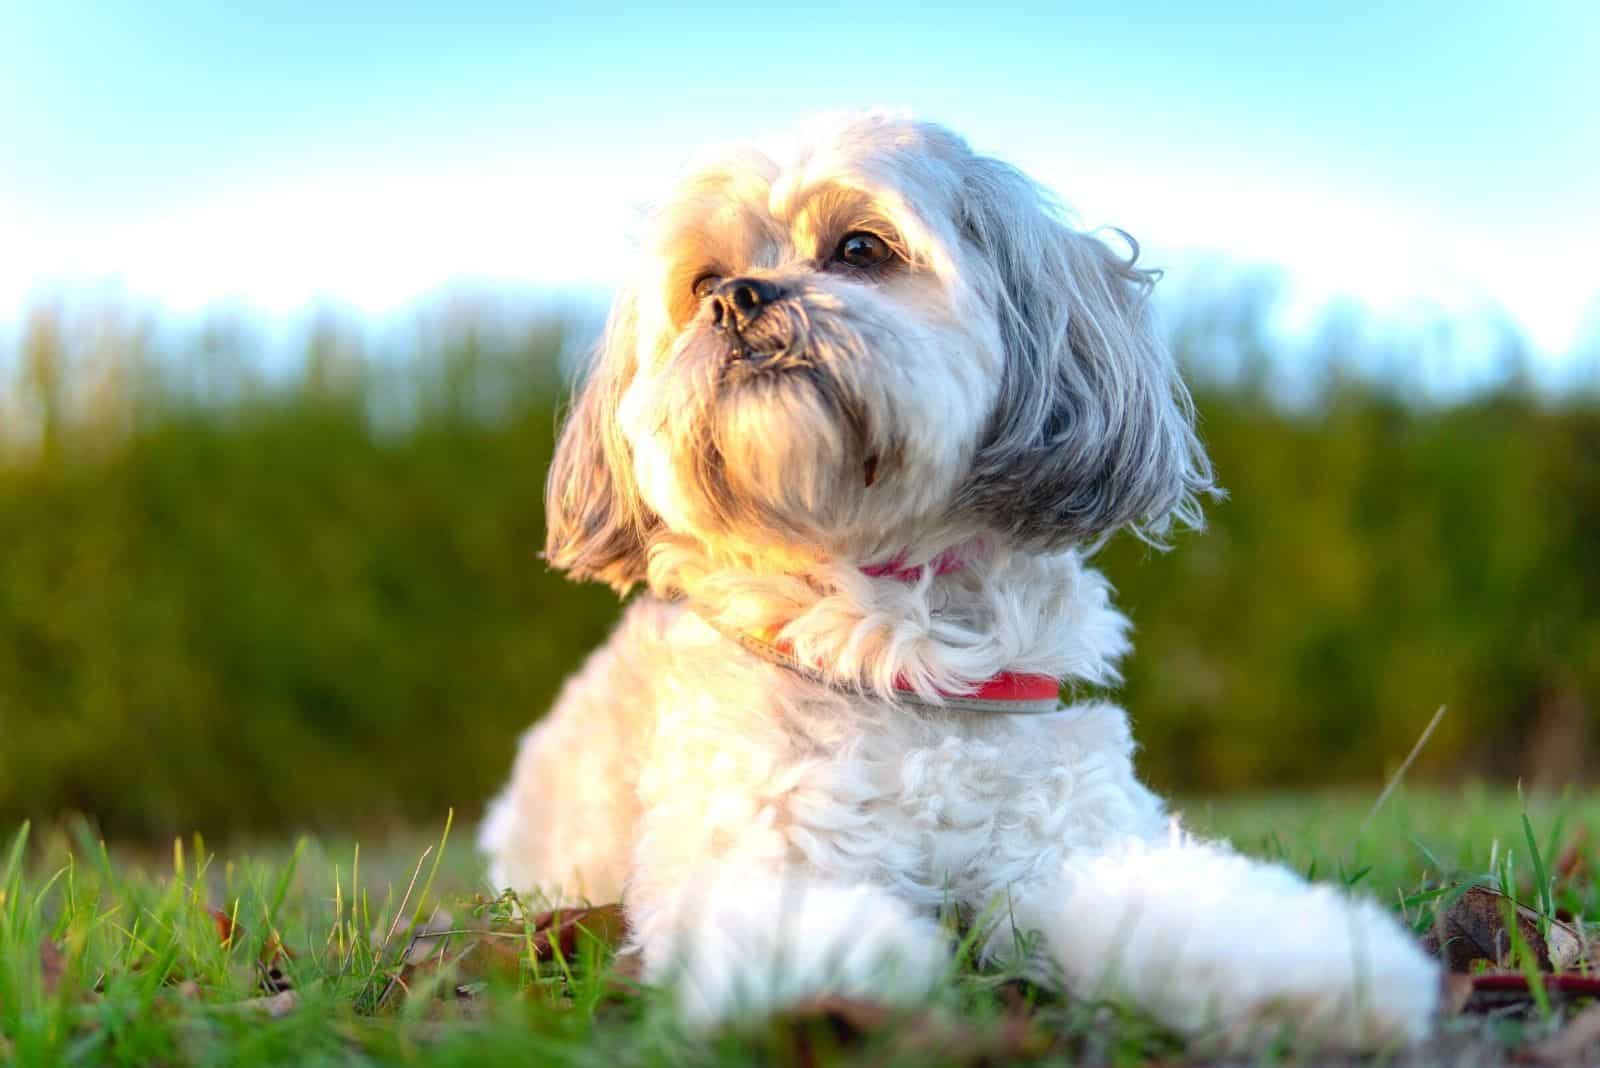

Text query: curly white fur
(479, 112), (1439, 1051)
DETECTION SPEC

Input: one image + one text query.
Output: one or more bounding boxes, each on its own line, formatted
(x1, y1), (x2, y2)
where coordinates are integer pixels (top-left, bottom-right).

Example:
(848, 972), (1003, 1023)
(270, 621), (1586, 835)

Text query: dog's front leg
(995, 834), (1440, 1052)
(627, 864), (951, 1027)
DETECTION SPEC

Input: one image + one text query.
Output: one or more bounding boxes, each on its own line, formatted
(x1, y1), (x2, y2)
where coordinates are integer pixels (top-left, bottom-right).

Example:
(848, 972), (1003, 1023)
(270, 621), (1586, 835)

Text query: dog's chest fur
(630, 602), (1166, 912)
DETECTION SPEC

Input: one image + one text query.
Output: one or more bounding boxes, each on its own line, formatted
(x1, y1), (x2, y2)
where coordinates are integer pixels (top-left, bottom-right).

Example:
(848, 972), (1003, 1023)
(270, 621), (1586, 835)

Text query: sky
(2, 1), (1597, 386)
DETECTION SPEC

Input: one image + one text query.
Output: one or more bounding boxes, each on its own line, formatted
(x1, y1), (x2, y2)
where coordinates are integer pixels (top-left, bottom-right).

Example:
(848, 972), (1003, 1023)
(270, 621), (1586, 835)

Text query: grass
(3, 786), (1598, 1067)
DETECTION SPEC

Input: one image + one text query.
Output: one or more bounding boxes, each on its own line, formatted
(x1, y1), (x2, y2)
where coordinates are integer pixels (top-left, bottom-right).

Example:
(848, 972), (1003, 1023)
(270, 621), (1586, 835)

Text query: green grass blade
(1521, 812), (1554, 941)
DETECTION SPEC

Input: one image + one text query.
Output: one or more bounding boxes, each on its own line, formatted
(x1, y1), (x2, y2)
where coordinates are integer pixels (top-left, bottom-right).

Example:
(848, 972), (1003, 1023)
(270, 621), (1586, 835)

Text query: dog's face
(547, 114), (1213, 590)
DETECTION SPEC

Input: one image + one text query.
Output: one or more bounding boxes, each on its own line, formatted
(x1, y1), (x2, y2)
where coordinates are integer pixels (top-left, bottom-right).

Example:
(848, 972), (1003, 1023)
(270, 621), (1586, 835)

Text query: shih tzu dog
(480, 113), (1438, 1049)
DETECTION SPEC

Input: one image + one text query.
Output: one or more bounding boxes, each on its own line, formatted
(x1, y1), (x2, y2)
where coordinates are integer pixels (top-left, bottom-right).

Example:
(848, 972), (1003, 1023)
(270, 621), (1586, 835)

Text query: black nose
(710, 277), (784, 333)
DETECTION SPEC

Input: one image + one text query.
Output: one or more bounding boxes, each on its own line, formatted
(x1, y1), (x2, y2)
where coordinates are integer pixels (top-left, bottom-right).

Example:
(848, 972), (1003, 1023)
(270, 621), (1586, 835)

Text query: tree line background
(1, 290), (1596, 839)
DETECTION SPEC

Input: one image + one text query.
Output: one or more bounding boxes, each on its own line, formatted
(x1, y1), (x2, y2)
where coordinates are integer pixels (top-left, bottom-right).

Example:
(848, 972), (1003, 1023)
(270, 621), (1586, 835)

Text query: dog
(480, 113), (1439, 1049)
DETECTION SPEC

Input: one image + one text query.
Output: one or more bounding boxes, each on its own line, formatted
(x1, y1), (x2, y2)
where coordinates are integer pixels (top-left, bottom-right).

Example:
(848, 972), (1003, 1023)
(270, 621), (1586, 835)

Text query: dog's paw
(1201, 890), (1442, 1052)
(1032, 838), (1439, 1051)
(640, 874), (950, 1028)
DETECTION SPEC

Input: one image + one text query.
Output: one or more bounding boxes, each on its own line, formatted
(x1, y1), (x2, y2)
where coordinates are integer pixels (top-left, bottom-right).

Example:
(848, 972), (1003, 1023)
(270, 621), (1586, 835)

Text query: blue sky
(2, 2), (1597, 381)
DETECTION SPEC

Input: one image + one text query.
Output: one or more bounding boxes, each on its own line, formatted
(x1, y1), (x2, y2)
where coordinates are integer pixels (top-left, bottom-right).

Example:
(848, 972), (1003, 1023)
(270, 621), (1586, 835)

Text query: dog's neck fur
(645, 536), (1131, 704)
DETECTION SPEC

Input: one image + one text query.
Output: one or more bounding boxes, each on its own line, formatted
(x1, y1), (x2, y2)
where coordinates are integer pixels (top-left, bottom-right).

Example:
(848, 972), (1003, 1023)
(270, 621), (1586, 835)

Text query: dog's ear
(544, 288), (656, 592)
(953, 155), (1216, 548)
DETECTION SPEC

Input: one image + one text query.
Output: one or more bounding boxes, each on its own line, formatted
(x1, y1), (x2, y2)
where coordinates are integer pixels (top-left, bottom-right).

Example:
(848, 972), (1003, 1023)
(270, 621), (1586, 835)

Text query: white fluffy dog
(480, 113), (1439, 1049)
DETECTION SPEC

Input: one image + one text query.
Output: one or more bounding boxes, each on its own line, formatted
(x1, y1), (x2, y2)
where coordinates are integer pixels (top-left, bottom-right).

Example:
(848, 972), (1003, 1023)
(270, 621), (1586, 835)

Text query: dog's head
(547, 113), (1214, 591)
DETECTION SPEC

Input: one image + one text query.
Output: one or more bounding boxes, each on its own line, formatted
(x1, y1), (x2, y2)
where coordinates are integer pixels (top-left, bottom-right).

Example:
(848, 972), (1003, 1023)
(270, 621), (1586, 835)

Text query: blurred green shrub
(1105, 375), (1599, 794)
(0, 298), (1595, 838)
(0, 302), (623, 837)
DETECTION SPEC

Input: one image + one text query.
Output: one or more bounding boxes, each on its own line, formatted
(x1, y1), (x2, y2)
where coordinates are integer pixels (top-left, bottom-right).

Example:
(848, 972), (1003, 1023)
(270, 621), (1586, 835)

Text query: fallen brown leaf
(375, 904), (632, 1012)
(525, 904), (627, 960)
(210, 907), (239, 949)
(1521, 1002), (1600, 1064)
(38, 939), (65, 996)
(452, 933), (524, 986)
(1423, 885), (1583, 972)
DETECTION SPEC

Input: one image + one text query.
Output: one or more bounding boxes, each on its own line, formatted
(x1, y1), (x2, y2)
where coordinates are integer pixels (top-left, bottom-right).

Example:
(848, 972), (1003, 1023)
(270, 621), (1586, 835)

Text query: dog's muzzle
(710, 277), (790, 364)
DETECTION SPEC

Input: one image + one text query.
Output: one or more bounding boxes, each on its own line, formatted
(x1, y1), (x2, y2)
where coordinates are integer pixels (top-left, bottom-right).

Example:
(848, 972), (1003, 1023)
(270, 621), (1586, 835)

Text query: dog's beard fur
(547, 113), (1216, 592)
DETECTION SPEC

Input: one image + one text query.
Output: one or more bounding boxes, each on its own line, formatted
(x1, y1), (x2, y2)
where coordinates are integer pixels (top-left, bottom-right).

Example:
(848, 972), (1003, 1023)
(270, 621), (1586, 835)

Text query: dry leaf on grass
(210, 907), (240, 948)
(25, 938), (106, 1013)
(375, 903), (635, 1010)
(523, 904), (628, 961)
(1422, 885), (1583, 972)
(450, 935), (523, 987)
(506, 903), (634, 1004)
(445, 904), (627, 974)
(38, 938), (66, 996)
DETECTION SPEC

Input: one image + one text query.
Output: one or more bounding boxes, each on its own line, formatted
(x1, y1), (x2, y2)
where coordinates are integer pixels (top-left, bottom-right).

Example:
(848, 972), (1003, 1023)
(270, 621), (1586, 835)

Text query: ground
(3, 787), (1599, 1067)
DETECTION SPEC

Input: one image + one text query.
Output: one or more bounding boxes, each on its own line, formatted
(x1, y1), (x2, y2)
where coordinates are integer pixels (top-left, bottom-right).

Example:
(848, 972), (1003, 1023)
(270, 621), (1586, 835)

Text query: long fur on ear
(544, 288), (656, 592)
(952, 155), (1217, 548)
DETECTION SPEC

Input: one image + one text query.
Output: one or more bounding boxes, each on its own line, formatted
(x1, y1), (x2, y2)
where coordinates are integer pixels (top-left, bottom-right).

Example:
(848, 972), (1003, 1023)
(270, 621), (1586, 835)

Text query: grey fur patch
(950, 152), (1218, 548)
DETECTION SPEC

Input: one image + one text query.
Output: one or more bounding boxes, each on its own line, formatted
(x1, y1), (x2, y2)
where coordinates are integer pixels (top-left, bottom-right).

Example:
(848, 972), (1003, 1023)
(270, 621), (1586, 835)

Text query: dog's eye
(691, 273), (720, 301)
(832, 231), (894, 270)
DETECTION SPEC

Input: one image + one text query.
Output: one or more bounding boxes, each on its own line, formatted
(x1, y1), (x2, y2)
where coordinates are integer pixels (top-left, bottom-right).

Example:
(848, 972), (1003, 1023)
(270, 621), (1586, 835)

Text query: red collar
(858, 543), (976, 582)
(693, 545), (1066, 714)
